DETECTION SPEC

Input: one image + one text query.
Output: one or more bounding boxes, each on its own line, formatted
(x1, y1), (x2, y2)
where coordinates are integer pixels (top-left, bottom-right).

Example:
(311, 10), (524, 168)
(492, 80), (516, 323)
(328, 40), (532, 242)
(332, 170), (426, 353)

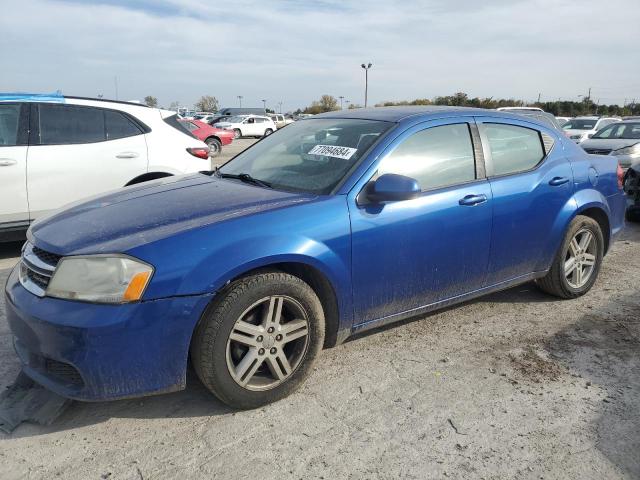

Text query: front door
(349, 120), (493, 325)
(0, 102), (29, 225)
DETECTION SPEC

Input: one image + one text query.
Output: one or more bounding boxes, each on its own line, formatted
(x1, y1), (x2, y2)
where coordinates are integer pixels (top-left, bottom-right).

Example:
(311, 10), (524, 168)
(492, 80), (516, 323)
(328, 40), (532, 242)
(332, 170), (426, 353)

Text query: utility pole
(114, 76), (119, 100)
(537, 93), (541, 103)
(278, 101), (283, 114)
(237, 95), (243, 107)
(339, 95), (344, 109)
(261, 99), (266, 110)
(361, 63), (372, 107)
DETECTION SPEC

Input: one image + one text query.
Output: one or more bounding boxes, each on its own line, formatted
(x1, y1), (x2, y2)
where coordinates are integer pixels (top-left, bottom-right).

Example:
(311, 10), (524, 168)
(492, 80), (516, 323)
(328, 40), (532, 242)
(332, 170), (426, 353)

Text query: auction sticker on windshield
(308, 144), (358, 160)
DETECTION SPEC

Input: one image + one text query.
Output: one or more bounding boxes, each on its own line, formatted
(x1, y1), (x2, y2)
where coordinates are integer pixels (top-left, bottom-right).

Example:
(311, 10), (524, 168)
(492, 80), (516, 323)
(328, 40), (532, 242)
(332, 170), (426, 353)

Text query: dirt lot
(211, 137), (258, 168)
(1, 220), (638, 480)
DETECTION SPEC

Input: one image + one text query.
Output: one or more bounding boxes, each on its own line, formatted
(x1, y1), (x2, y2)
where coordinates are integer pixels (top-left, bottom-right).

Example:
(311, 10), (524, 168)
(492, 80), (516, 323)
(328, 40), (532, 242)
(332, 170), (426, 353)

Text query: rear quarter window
(164, 114), (197, 139)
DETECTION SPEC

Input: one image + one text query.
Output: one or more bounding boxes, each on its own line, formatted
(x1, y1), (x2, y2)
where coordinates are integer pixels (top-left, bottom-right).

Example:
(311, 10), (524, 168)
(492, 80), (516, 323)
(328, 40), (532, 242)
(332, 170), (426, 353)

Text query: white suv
(562, 116), (621, 143)
(214, 115), (276, 139)
(0, 95), (210, 240)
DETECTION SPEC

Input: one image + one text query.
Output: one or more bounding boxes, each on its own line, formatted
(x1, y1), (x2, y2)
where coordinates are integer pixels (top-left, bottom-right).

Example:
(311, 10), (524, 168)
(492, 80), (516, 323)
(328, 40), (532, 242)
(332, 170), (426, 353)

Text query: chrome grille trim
(19, 242), (59, 297)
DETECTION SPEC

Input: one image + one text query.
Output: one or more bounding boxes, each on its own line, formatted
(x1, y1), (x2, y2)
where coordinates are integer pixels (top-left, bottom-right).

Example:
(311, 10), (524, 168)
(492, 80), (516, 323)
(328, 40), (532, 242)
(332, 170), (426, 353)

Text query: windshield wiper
(214, 168), (272, 189)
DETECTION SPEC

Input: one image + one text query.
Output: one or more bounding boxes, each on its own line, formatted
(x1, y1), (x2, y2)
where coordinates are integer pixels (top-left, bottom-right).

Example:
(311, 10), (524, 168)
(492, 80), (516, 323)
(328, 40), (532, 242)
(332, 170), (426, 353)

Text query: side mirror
(367, 173), (421, 203)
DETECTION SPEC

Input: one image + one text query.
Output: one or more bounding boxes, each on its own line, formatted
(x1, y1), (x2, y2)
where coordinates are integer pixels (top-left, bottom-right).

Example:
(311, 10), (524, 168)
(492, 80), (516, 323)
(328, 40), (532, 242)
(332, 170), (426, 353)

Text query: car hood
(29, 174), (316, 255)
(580, 138), (639, 151)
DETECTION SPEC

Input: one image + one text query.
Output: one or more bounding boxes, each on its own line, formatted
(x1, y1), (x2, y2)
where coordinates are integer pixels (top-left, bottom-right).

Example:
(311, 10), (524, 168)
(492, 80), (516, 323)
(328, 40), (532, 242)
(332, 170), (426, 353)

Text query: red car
(179, 119), (234, 157)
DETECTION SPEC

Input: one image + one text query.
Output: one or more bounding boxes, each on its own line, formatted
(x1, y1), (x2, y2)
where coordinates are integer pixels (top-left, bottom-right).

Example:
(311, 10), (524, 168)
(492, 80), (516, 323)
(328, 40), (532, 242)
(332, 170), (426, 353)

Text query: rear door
(27, 103), (148, 218)
(0, 102), (29, 225)
(475, 116), (574, 284)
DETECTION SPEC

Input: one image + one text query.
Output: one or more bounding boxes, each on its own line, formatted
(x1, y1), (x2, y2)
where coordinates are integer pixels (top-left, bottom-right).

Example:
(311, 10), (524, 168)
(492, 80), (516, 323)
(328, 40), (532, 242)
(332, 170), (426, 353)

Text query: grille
(24, 265), (51, 290)
(584, 148), (612, 155)
(32, 246), (62, 267)
(44, 358), (84, 386)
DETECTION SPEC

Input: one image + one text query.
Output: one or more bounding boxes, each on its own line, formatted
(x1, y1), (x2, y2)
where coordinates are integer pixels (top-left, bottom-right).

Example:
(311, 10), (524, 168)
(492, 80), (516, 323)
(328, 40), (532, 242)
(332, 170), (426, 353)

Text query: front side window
(0, 103), (21, 146)
(220, 118), (392, 194)
(377, 123), (476, 191)
(39, 104), (105, 144)
(484, 123), (545, 176)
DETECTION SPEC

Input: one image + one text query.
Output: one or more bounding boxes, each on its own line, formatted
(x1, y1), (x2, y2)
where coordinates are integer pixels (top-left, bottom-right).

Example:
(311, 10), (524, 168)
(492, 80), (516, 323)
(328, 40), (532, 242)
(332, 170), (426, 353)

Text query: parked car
(623, 161), (640, 221)
(5, 106), (625, 409)
(194, 114), (219, 124)
(217, 107), (266, 117)
(269, 114), (293, 129)
(0, 94), (210, 241)
(179, 119), (234, 156)
(556, 116), (572, 125)
(214, 115), (276, 138)
(562, 116), (621, 143)
(509, 110), (565, 132)
(580, 121), (640, 168)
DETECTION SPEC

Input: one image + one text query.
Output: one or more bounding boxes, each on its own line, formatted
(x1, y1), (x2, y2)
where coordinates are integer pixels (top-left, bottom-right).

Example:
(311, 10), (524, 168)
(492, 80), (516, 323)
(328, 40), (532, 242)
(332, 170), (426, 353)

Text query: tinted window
(39, 104), (105, 144)
(563, 119), (597, 130)
(378, 123), (476, 191)
(0, 104), (21, 146)
(164, 114), (197, 138)
(105, 110), (142, 140)
(484, 124), (545, 176)
(179, 121), (198, 132)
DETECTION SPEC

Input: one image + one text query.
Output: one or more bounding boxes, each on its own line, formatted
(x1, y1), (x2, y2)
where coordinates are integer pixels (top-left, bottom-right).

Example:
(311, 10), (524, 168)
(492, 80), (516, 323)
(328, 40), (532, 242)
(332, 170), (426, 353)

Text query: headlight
(611, 143), (640, 157)
(46, 256), (153, 304)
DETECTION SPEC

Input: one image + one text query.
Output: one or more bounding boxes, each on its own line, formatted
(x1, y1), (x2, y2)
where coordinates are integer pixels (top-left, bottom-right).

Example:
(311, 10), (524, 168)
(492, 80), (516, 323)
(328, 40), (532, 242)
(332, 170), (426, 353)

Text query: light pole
(237, 95), (243, 107)
(361, 63), (372, 107)
(339, 95), (344, 109)
(278, 101), (283, 114)
(261, 99), (266, 110)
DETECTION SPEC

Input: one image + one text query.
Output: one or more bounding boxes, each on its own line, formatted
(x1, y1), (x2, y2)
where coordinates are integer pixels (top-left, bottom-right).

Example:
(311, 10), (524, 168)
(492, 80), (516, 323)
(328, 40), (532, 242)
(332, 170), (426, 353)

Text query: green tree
(304, 95), (340, 114)
(144, 96), (158, 108)
(194, 95), (219, 112)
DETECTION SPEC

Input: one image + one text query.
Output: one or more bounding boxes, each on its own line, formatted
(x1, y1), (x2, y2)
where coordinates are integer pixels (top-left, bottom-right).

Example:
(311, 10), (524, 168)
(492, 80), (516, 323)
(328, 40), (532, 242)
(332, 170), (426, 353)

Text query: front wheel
(191, 271), (325, 409)
(536, 215), (604, 299)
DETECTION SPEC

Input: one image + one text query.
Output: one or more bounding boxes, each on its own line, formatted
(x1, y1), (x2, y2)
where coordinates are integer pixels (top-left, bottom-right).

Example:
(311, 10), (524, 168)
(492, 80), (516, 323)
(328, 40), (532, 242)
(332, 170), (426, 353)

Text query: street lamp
(278, 101), (283, 114)
(339, 95), (344, 109)
(361, 63), (372, 107)
(261, 99), (266, 110)
(237, 95), (243, 107)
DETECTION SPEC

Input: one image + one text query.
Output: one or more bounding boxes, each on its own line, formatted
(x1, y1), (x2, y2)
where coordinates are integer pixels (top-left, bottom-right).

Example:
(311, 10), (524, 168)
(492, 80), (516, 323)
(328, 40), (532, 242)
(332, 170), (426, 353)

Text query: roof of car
(313, 106), (527, 123)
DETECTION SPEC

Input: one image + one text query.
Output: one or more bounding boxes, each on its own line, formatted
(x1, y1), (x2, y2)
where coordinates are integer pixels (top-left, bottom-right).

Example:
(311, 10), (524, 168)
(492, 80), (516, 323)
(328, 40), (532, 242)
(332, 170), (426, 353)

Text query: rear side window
(39, 104), (105, 144)
(105, 110), (142, 140)
(0, 103), (21, 146)
(483, 124), (545, 176)
(164, 114), (197, 139)
(378, 123), (476, 191)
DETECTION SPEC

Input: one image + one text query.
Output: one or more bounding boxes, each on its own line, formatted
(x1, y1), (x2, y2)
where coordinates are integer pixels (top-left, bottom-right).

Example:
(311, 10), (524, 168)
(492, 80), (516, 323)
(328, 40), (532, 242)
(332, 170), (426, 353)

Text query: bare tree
(144, 96), (158, 108)
(194, 95), (219, 112)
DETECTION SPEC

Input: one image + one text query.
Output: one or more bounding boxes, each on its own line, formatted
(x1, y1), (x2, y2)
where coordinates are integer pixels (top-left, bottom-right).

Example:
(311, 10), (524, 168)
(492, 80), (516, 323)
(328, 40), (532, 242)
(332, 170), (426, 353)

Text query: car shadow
(545, 293), (640, 478)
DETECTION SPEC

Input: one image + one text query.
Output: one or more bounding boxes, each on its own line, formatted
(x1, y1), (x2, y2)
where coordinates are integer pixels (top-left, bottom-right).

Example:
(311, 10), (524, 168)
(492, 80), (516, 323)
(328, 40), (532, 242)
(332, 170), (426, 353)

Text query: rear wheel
(233, 129), (242, 139)
(264, 128), (273, 136)
(205, 137), (222, 157)
(191, 271), (325, 409)
(536, 215), (603, 299)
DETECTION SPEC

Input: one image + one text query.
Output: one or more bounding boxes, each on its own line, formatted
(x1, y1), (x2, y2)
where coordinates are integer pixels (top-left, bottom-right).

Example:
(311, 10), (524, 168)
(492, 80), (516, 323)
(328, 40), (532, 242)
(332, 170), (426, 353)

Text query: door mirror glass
(367, 173), (421, 203)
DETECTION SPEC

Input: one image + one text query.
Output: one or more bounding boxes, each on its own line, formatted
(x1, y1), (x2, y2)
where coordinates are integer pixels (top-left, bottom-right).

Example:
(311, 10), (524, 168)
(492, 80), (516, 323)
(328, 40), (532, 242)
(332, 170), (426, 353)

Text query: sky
(1, 0), (639, 111)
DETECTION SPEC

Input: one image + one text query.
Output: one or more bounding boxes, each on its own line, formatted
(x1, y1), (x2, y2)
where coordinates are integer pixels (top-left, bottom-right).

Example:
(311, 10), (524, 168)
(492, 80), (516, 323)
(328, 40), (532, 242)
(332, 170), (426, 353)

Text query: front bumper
(4, 266), (213, 401)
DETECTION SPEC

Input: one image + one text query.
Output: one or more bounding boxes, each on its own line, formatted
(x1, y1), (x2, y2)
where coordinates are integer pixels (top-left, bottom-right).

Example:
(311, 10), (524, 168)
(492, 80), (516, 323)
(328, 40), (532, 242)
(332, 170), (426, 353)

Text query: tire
(264, 128), (273, 136)
(233, 129), (242, 139)
(205, 137), (222, 157)
(536, 215), (604, 299)
(191, 271), (325, 409)
(626, 206), (640, 223)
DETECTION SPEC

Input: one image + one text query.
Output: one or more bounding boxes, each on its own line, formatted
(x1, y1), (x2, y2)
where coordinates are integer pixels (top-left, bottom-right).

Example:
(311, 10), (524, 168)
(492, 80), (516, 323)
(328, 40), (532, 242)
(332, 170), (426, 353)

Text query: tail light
(617, 163), (624, 190)
(187, 147), (210, 159)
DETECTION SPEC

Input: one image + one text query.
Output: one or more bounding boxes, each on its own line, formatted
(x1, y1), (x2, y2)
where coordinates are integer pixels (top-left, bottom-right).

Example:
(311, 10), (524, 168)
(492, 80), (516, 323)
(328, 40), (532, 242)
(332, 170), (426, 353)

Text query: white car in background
(562, 116), (621, 143)
(555, 116), (572, 125)
(214, 115), (276, 139)
(0, 95), (210, 240)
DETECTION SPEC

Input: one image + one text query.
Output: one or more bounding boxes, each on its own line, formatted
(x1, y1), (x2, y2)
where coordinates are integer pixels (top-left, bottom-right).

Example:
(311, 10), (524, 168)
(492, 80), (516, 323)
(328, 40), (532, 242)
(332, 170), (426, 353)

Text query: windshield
(220, 118), (392, 194)
(592, 122), (640, 140)
(563, 119), (597, 130)
(222, 116), (245, 124)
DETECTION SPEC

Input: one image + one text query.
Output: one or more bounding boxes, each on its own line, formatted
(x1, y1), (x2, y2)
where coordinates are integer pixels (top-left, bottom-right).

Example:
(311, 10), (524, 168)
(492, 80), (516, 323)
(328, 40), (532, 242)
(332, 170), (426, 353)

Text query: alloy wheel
(564, 228), (597, 289)
(226, 295), (310, 391)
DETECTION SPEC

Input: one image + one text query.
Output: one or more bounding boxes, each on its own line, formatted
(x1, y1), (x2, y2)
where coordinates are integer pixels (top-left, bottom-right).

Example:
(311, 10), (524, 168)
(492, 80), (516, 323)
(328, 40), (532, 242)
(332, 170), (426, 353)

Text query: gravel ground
(210, 138), (257, 168)
(1, 221), (638, 480)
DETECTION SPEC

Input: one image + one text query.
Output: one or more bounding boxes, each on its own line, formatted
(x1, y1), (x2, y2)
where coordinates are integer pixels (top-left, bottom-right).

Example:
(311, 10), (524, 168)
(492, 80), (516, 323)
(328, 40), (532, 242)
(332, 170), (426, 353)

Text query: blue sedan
(5, 106), (626, 408)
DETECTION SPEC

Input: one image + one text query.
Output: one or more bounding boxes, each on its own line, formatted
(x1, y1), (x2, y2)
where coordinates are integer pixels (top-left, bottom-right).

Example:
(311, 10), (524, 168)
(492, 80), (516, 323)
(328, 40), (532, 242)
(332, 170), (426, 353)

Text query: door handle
(116, 152), (139, 159)
(0, 158), (17, 166)
(459, 194), (487, 206)
(549, 176), (570, 186)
